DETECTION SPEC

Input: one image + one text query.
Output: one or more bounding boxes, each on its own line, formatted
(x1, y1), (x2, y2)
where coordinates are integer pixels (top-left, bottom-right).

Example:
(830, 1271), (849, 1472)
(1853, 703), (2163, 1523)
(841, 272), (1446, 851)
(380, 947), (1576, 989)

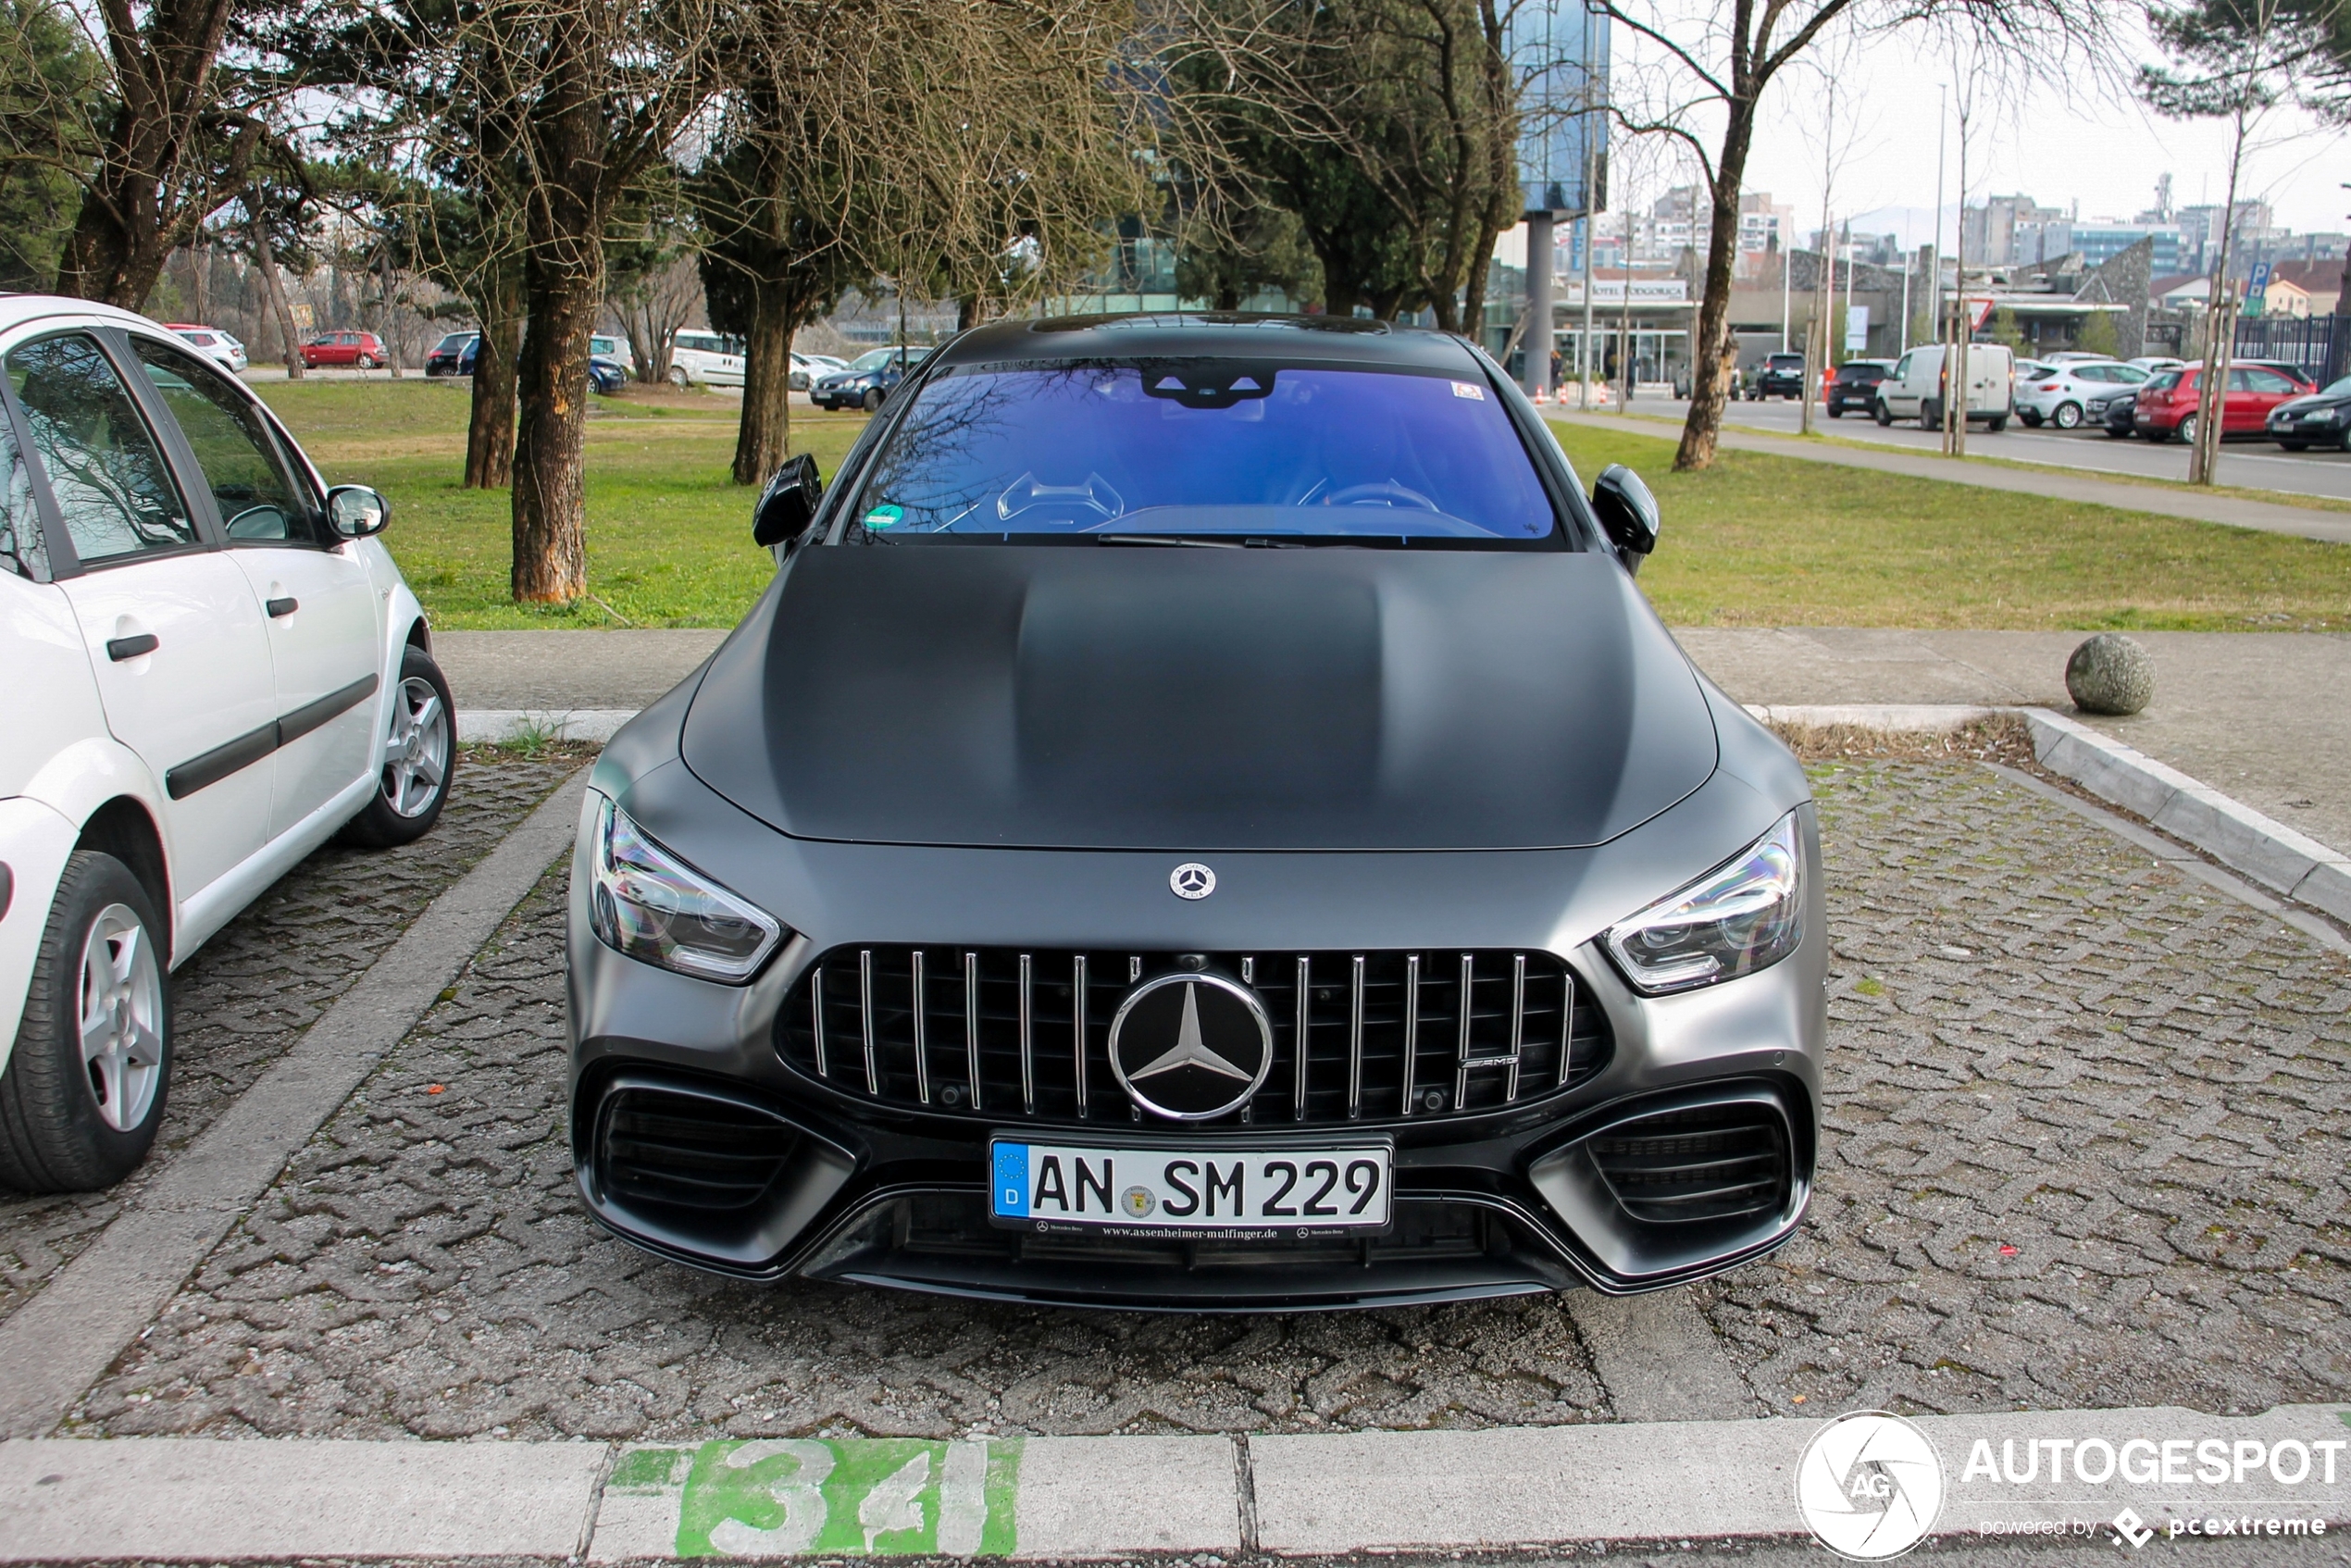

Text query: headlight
(1605, 813), (1806, 994)
(587, 794), (785, 981)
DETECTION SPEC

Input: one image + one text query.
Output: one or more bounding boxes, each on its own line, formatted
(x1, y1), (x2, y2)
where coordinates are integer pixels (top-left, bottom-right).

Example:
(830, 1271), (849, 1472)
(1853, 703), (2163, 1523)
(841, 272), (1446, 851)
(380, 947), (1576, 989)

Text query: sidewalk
(439, 628), (2351, 857)
(1551, 409), (2351, 546)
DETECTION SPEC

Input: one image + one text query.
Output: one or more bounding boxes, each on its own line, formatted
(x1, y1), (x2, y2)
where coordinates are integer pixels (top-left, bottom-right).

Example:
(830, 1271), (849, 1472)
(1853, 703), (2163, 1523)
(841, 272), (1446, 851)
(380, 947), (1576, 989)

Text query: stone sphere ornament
(2066, 632), (2156, 716)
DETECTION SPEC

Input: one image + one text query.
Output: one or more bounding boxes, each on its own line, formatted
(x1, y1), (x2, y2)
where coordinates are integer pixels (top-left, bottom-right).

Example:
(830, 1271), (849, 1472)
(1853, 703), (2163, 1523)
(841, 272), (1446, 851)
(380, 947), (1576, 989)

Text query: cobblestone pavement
(69, 762), (2351, 1441)
(0, 755), (579, 1330)
(1698, 762), (2351, 1418)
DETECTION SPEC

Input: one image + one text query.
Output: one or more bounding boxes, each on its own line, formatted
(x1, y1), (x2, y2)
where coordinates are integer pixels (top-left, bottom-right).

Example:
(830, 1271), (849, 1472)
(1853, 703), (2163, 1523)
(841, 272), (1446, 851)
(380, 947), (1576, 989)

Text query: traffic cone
(1533, 384), (1550, 405)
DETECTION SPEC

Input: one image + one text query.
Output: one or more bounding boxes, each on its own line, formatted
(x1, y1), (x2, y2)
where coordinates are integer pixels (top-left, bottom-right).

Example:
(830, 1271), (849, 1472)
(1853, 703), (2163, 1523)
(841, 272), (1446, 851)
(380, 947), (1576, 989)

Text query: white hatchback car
(2015, 359), (2149, 429)
(0, 297), (453, 1191)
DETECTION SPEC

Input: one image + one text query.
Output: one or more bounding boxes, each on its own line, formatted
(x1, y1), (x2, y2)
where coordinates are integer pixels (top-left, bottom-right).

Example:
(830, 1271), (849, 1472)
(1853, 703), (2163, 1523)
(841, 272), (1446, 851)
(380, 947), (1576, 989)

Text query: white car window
(6, 333), (196, 566)
(131, 338), (311, 544)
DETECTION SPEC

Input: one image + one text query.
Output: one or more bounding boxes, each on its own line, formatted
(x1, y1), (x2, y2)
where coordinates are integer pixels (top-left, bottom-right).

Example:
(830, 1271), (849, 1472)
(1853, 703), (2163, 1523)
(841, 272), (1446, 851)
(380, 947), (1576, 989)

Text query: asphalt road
(1609, 395), (2351, 505)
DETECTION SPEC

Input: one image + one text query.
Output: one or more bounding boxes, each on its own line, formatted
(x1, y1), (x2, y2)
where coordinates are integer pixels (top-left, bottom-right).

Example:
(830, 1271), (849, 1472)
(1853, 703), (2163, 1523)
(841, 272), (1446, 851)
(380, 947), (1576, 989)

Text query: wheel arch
(73, 796), (171, 957)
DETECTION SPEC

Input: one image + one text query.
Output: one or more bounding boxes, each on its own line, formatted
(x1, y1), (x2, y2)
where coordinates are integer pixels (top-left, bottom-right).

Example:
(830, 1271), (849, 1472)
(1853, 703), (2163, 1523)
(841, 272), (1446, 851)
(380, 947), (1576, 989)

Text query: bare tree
(612, 254), (702, 386)
(1594, 0), (2111, 469)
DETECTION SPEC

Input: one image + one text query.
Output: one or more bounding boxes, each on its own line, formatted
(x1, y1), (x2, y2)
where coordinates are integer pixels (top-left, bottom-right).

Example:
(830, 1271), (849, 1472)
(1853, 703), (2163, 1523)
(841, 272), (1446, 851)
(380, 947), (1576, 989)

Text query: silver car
(566, 314), (1824, 1310)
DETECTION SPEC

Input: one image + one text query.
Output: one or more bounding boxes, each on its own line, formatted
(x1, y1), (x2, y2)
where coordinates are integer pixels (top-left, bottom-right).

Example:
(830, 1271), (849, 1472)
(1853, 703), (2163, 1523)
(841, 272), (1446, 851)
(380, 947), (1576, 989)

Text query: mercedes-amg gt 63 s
(567, 314), (1824, 1311)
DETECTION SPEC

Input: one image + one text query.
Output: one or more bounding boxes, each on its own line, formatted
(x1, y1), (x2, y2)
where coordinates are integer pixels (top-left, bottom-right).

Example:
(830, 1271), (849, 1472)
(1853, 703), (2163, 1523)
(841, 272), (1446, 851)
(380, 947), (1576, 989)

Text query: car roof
(933, 312), (1483, 374)
(0, 293), (180, 338)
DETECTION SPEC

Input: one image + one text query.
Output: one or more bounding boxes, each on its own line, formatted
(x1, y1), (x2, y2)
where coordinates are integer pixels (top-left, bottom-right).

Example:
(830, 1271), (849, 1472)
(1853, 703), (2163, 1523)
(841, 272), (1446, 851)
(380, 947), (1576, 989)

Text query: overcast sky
(1608, 9), (2348, 253)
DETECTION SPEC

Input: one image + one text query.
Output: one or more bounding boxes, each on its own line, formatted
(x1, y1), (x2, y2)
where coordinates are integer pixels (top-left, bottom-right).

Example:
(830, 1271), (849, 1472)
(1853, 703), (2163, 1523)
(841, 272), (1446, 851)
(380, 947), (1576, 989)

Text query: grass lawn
(254, 377), (867, 629)
(251, 378), (2351, 631)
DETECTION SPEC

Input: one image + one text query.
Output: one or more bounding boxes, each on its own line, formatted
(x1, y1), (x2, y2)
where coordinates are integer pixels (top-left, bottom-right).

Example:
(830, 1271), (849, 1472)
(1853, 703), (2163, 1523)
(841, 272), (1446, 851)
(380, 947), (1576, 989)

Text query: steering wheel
(1323, 480), (1441, 512)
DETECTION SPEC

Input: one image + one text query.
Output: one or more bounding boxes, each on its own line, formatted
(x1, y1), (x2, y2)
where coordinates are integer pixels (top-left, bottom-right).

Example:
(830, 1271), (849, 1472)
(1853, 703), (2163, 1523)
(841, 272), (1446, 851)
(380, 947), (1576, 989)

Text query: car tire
(356, 354), (379, 369)
(1872, 400), (1893, 427)
(340, 645), (455, 849)
(1826, 404), (1843, 418)
(2053, 403), (2082, 429)
(1920, 398), (1941, 430)
(668, 366), (691, 388)
(861, 387), (884, 413)
(0, 852), (171, 1193)
(2175, 414), (2197, 446)
(1988, 417), (2008, 432)
(2280, 441), (2309, 452)
(2020, 412), (2041, 427)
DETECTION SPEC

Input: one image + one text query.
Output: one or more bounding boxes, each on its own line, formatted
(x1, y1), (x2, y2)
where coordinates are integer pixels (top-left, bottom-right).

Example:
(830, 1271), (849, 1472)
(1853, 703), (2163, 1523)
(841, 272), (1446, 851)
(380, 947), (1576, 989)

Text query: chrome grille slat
(911, 951), (930, 1105)
(777, 946), (1608, 1126)
(1018, 953), (1036, 1115)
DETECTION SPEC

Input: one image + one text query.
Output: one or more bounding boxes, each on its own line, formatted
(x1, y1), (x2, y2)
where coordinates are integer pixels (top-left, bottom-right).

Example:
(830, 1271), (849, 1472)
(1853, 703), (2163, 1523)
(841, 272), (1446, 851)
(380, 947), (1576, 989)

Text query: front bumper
(566, 768), (1826, 1310)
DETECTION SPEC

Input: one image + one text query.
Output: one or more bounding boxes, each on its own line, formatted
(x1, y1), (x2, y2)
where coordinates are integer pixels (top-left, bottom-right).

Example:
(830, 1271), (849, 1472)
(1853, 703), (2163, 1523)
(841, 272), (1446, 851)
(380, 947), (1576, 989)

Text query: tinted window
(2239, 368), (2296, 393)
(5, 333), (194, 566)
(2146, 370), (2182, 393)
(849, 362), (1558, 544)
(131, 337), (310, 542)
(2322, 376), (2351, 398)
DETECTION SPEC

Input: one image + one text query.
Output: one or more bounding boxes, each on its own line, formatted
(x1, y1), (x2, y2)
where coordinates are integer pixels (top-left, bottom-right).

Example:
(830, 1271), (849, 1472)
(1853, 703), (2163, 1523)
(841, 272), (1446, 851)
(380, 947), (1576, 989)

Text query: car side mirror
(324, 485), (390, 539)
(753, 454), (824, 549)
(1590, 464), (1660, 569)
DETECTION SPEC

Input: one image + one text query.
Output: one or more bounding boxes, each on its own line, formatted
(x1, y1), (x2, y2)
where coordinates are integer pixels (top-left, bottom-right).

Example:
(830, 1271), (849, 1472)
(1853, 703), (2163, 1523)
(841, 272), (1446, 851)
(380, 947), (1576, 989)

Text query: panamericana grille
(1586, 1102), (1789, 1226)
(775, 947), (1611, 1125)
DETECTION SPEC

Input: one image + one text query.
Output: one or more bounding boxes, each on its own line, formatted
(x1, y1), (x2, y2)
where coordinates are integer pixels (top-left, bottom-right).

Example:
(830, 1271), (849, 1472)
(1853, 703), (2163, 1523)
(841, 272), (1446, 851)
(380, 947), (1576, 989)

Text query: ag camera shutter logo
(1795, 1411), (1945, 1560)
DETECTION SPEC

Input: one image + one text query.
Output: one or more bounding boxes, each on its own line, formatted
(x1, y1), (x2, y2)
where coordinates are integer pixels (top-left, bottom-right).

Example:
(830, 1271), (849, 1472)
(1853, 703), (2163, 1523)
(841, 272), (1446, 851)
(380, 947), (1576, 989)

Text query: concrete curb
(459, 708), (642, 743)
(1744, 702), (1999, 732)
(2021, 708), (2351, 925)
(6, 1406), (2350, 1560)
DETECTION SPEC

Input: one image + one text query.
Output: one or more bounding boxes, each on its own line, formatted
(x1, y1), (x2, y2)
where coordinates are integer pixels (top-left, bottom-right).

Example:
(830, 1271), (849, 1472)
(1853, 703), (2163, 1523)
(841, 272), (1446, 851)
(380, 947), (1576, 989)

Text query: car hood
(680, 546), (1720, 852)
(2275, 392), (2349, 415)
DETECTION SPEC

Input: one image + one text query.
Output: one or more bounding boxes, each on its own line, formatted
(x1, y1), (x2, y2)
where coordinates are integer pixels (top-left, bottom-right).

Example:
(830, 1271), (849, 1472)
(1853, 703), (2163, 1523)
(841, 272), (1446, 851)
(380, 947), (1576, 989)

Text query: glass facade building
(1511, 0), (1609, 217)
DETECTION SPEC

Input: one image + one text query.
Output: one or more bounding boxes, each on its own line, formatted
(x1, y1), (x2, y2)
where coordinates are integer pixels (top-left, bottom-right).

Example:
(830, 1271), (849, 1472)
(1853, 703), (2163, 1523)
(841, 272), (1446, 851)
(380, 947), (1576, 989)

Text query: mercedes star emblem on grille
(1107, 973), (1273, 1119)
(1170, 863), (1215, 899)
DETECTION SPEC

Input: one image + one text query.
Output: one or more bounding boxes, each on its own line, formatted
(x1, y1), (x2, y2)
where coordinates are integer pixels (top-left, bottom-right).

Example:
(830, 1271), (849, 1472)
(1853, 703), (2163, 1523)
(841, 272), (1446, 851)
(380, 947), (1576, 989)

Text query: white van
(1872, 343), (2013, 431)
(667, 330), (746, 388)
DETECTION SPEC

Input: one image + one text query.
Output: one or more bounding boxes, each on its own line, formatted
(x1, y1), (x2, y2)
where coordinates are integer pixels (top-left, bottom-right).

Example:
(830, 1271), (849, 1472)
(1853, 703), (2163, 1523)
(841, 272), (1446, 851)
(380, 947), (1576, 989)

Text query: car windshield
(2147, 370), (2183, 392)
(844, 360), (1559, 545)
(1767, 355), (1803, 369)
(2320, 376), (2351, 398)
(434, 333), (476, 352)
(849, 347), (924, 372)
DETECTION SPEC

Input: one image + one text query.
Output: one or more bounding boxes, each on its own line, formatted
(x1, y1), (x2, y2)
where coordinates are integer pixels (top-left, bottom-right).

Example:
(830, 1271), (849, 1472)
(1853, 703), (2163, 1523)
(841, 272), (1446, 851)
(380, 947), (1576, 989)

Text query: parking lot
(9, 747), (2341, 1446)
(1630, 395), (2351, 505)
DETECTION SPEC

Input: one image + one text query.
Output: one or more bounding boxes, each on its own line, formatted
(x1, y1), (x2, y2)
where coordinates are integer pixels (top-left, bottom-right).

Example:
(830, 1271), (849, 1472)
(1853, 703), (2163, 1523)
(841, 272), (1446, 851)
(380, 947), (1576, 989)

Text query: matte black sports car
(567, 313), (1824, 1311)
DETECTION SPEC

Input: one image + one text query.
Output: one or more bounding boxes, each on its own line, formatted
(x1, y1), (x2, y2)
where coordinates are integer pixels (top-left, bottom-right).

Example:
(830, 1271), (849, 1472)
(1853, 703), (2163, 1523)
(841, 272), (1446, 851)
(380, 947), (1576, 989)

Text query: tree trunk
(733, 283), (794, 486)
(248, 197), (305, 380)
(466, 270), (522, 489)
(509, 34), (606, 605)
(1673, 111), (1755, 471)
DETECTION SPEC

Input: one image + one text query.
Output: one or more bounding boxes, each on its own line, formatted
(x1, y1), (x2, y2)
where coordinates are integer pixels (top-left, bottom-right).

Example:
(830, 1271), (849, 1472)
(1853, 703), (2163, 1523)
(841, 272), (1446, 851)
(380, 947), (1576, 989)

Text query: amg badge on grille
(1107, 973), (1273, 1119)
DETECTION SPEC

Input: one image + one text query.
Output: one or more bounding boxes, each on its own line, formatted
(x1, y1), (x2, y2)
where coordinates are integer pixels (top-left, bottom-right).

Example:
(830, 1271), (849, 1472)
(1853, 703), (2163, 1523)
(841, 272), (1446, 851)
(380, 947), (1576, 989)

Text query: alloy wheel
(77, 904), (163, 1132)
(381, 675), (451, 818)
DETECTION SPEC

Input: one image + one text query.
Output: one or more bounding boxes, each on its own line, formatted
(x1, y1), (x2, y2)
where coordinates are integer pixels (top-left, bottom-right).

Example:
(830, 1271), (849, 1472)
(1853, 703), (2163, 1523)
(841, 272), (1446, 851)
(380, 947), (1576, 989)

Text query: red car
(299, 330), (388, 368)
(2133, 362), (2314, 443)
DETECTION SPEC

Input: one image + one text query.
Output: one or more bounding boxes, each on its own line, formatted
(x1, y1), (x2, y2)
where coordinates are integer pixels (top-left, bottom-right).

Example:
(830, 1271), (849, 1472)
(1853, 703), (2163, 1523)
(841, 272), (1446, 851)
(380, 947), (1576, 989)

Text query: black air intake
(598, 1085), (797, 1213)
(1585, 1102), (1790, 1226)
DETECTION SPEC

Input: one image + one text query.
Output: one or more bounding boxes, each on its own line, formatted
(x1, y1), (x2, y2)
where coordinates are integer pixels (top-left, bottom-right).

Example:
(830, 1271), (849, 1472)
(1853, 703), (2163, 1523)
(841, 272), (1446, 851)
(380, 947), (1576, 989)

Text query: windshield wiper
(1100, 534), (1247, 548)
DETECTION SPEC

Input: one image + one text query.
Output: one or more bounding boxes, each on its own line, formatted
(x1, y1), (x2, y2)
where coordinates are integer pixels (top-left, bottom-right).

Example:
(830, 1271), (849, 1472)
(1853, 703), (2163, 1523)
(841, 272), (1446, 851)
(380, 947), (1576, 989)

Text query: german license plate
(988, 1139), (1392, 1234)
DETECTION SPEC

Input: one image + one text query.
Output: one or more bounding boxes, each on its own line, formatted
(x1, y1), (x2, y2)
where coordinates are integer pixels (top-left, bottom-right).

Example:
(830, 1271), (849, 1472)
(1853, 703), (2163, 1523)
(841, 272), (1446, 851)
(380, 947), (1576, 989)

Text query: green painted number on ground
(676, 1437), (1021, 1556)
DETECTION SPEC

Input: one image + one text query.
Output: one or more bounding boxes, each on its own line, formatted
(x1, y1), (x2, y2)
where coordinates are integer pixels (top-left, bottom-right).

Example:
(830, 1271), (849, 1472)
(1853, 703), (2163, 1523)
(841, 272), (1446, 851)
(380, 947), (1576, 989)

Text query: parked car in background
(789, 351), (848, 392)
(1824, 359), (1894, 417)
(299, 330), (388, 369)
(0, 296), (456, 1192)
(2042, 351), (2112, 365)
(2265, 374), (2351, 451)
(811, 345), (934, 411)
(668, 330), (746, 388)
(588, 356), (628, 396)
(425, 331), (479, 377)
(2128, 356), (2186, 372)
(2016, 360), (2148, 429)
(2133, 364), (2315, 443)
(590, 335), (634, 374)
(165, 326), (247, 375)
(2092, 385), (2143, 438)
(1873, 343), (2013, 430)
(1750, 352), (1806, 399)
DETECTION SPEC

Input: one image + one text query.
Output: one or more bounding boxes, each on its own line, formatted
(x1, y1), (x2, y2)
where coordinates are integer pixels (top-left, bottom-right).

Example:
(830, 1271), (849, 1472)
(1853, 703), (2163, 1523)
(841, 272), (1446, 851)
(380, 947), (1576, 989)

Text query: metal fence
(2235, 315), (2345, 383)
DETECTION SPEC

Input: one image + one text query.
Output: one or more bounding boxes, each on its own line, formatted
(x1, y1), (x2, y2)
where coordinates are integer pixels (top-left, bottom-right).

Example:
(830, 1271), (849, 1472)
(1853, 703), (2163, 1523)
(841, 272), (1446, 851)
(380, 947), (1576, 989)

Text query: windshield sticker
(1450, 380), (1485, 400)
(864, 504), (904, 529)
